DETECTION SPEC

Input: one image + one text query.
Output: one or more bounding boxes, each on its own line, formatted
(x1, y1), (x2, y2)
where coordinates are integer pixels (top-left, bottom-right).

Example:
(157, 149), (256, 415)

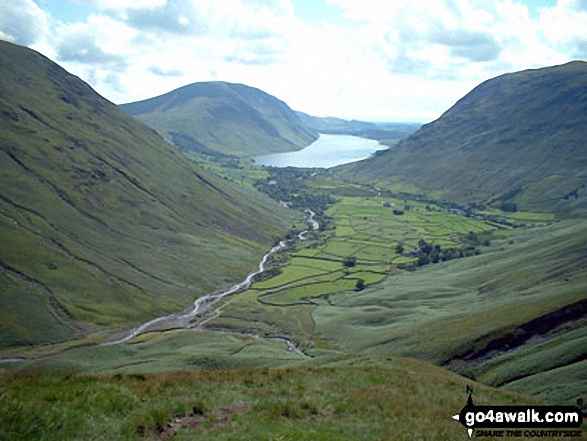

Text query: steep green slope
(121, 82), (318, 157)
(343, 61), (587, 213)
(0, 41), (296, 349)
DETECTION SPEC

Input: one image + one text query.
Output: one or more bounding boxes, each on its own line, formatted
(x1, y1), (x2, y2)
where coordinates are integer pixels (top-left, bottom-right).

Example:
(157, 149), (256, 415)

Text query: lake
(253, 134), (387, 168)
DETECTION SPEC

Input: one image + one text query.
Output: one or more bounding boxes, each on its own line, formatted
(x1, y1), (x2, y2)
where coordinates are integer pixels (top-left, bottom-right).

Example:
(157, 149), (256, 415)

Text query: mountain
(0, 41), (296, 349)
(343, 61), (587, 213)
(121, 82), (318, 157)
(296, 111), (420, 141)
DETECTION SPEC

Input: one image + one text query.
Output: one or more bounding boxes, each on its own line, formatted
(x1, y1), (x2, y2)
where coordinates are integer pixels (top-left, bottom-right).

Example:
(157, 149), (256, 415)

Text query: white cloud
(56, 30), (127, 70)
(73, 0), (166, 10)
(0, 0), (49, 45)
(1, 0), (585, 122)
(148, 66), (183, 77)
(539, 0), (587, 58)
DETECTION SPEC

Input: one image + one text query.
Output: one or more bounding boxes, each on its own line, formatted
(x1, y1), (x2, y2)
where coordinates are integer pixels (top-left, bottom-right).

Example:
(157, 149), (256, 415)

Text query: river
(253, 134), (386, 168)
(102, 209), (320, 348)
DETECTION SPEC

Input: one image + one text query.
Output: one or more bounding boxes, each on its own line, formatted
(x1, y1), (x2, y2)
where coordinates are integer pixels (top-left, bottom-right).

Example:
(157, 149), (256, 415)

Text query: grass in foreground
(1, 357), (569, 441)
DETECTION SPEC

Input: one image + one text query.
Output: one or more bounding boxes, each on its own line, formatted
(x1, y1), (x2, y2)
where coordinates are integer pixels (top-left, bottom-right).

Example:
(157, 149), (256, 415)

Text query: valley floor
(1, 162), (586, 439)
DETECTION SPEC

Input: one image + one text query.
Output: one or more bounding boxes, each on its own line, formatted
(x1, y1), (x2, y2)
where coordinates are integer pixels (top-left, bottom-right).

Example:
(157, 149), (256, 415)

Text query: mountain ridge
(0, 40), (296, 348)
(342, 60), (587, 213)
(121, 81), (318, 157)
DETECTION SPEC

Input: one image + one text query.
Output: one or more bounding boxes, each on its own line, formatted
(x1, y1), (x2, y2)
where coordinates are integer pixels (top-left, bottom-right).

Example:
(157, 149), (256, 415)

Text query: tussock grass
(1, 358), (562, 441)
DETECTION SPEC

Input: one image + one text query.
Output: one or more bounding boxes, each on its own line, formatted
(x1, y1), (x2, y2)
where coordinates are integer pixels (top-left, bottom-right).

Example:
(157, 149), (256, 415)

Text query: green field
(244, 194), (508, 308)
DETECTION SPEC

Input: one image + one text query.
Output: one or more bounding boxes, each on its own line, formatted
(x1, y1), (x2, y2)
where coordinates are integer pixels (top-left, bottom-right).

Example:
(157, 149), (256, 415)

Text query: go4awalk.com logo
(451, 386), (585, 438)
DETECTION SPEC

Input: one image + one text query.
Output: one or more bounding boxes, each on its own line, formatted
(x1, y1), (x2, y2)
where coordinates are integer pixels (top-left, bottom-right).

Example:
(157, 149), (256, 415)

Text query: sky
(1, 0), (586, 122)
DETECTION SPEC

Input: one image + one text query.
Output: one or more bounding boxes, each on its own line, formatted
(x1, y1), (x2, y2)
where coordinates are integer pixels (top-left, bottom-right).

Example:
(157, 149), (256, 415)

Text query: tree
(499, 202), (518, 212)
(417, 255), (430, 266)
(343, 256), (357, 267)
(418, 239), (432, 254)
(355, 278), (365, 291)
(395, 244), (404, 254)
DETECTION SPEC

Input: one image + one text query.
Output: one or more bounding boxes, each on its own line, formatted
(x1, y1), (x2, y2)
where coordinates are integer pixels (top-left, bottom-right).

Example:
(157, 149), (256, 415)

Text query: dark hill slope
(0, 41), (295, 348)
(343, 61), (587, 212)
(121, 82), (318, 157)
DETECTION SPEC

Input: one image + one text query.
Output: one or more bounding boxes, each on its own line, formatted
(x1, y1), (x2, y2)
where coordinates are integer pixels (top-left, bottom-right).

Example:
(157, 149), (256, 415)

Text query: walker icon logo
(451, 386), (584, 438)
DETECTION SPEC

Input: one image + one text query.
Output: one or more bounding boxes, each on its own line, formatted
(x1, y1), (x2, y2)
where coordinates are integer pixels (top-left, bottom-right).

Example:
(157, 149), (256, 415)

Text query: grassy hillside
(0, 341), (557, 441)
(342, 61), (587, 213)
(312, 219), (587, 403)
(1, 157), (586, 439)
(0, 41), (297, 349)
(121, 82), (318, 157)
(167, 165), (584, 405)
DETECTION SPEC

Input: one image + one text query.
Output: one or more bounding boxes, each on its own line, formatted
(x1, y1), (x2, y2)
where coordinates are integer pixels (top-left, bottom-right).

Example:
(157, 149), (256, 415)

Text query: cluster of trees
(498, 201), (518, 212)
(491, 187), (522, 212)
(563, 188), (580, 200)
(410, 235), (489, 267)
(463, 231), (492, 247)
(415, 240), (466, 266)
(255, 168), (337, 229)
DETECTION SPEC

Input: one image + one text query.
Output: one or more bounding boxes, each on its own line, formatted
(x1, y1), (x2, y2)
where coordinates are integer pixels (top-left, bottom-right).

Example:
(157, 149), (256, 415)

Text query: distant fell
(296, 111), (420, 141)
(343, 61), (587, 213)
(121, 82), (318, 157)
(0, 41), (295, 348)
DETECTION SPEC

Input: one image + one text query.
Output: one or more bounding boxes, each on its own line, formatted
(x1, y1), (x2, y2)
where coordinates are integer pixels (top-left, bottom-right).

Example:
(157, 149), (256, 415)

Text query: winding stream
(102, 209), (319, 349)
